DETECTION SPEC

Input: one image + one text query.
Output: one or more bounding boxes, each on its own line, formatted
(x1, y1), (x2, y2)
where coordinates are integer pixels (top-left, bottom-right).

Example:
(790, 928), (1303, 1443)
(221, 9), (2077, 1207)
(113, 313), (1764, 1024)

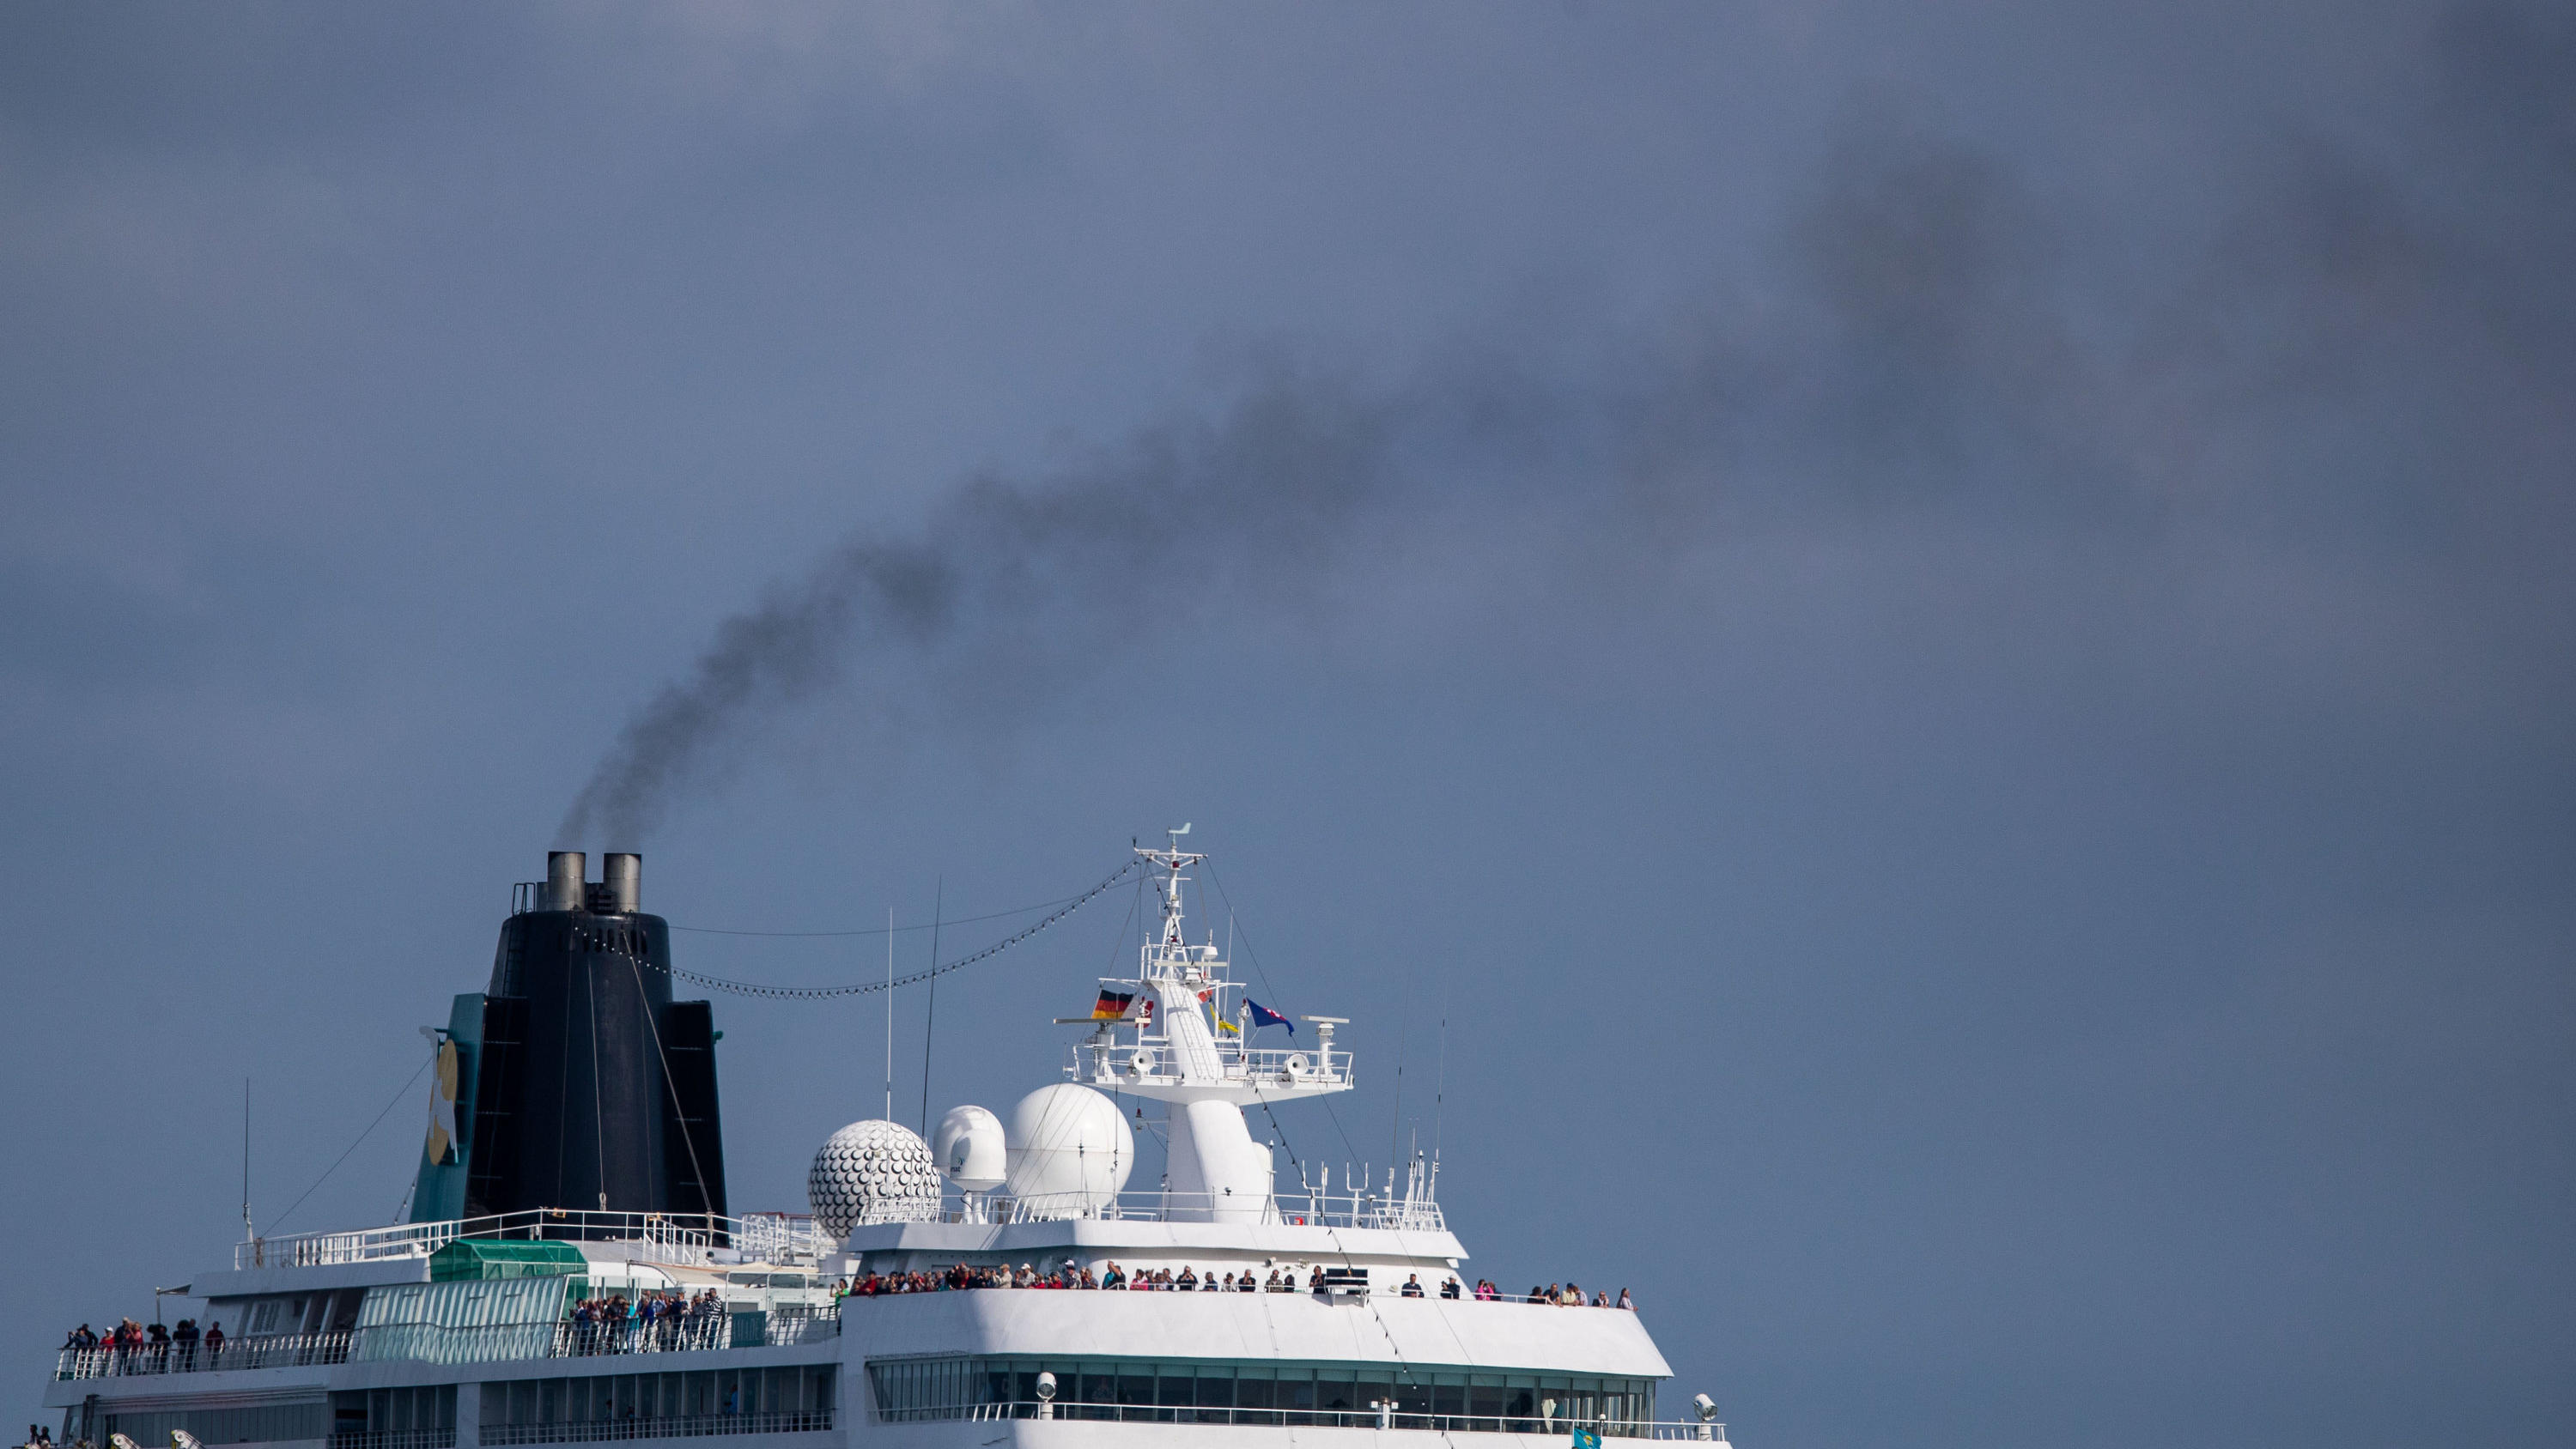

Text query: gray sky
(3, 4), (2569, 1446)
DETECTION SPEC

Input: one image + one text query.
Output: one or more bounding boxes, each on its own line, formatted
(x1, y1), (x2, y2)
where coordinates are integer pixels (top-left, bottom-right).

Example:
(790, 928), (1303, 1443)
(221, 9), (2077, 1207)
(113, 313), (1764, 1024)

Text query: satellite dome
(1004, 1083), (1133, 1216)
(933, 1104), (1007, 1192)
(807, 1119), (940, 1238)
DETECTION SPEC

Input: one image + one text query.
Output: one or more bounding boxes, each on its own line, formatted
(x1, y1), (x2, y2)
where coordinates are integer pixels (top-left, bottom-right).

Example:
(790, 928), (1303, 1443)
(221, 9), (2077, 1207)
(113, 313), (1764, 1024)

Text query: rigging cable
(670, 892), (1092, 937)
(1203, 858), (1365, 1168)
(1198, 858), (1463, 1448)
(266, 1052), (434, 1234)
(621, 949), (714, 1226)
(617, 858), (1143, 1001)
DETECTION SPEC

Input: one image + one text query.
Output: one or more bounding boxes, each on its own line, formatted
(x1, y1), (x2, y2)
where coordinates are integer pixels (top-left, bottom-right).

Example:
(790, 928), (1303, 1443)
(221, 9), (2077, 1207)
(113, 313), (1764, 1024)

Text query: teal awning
(429, 1238), (589, 1282)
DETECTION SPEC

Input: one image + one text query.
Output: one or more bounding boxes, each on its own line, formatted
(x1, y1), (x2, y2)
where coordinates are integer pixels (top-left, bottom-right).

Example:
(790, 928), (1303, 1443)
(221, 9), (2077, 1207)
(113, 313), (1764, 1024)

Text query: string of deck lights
(586, 857), (1145, 1000)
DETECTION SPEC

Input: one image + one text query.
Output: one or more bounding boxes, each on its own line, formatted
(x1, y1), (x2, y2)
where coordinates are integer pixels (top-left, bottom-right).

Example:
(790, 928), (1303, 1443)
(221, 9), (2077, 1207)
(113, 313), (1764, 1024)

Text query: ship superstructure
(37, 842), (1728, 1449)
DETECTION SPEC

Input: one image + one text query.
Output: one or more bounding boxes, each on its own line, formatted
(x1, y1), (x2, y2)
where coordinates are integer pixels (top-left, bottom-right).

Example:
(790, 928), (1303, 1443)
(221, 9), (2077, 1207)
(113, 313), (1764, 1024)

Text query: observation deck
(1066, 1040), (1350, 1097)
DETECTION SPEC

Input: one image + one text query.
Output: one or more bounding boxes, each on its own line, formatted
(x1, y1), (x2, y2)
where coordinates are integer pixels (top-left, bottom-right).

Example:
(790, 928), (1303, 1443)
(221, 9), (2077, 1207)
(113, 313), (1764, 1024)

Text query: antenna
(240, 1077), (252, 1241)
(1389, 980), (1411, 1173)
(884, 906), (895, 1124)
(919, 877), (943, 1138)
(1434, 1007), (1447, 1164)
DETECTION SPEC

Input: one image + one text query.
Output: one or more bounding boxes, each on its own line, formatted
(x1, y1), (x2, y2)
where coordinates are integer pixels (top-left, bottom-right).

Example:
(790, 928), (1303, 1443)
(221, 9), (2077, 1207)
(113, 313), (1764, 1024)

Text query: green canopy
(428, 1238), (589, 1282)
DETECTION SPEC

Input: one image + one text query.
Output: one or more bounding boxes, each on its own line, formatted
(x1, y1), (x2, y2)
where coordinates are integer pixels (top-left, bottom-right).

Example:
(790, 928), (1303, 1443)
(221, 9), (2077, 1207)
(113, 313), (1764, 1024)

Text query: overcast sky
(3, 4), (2570, 1446)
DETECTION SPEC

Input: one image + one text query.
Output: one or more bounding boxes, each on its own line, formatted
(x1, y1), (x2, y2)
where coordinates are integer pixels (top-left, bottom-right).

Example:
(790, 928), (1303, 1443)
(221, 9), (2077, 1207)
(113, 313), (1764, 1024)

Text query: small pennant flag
(1216, 1017), (1241, 1036)
(1092, 989), (1135, 1021)
(1247, 1000), (1294, 1035)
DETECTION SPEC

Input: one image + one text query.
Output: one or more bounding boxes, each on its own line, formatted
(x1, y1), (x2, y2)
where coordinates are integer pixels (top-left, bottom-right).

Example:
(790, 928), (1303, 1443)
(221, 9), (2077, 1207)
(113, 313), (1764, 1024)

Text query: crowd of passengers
(832, 1264), (1634, 1307)
(58, 1319), (226, 1363)
(564, 1288), (728, 1349)
(58, 1271), (1634, 1367)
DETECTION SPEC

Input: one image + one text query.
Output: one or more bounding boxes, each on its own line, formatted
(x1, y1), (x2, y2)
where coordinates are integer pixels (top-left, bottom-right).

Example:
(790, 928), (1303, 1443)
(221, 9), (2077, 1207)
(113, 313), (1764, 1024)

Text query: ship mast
(1139, 824), (1206, 979)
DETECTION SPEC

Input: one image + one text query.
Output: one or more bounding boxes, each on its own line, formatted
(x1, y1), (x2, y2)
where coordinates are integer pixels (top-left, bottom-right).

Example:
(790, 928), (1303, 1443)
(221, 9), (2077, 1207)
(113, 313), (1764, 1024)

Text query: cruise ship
(37, 840), (1727, 1449)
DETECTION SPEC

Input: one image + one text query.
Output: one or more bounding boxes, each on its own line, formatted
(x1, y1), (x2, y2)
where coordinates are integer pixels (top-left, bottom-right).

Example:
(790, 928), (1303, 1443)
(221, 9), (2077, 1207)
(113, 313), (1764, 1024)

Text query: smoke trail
(559, 372), (1411, 843)
(562, 9), (2575, 845)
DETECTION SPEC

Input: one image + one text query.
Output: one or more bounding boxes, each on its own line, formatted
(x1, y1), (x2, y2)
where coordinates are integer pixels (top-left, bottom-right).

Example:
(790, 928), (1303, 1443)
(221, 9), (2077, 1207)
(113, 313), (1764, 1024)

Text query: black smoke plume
(562, 8), (2573, 846)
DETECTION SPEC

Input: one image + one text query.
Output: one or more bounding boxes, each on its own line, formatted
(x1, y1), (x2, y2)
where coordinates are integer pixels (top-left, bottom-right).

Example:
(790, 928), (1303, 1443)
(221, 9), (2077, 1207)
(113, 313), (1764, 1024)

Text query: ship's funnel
(409, 852), (728, 1235)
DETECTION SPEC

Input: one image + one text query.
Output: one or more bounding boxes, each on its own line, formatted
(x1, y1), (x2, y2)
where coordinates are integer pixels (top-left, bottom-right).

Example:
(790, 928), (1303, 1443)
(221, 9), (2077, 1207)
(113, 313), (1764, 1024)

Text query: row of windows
(334, 1385), (458, 1434)
(479, 1367), (836, 1426)
(866, 1356), (1657, 1433)
(100, 1401), (326, 1446)
(210, 1288), (366, 1338)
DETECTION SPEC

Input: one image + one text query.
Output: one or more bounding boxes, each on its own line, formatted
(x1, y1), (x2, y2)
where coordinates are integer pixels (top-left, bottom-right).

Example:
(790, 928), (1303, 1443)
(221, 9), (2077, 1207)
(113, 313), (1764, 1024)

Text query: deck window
(865, 1355), (1659, 1434)
(476, 1367), (835, 1443)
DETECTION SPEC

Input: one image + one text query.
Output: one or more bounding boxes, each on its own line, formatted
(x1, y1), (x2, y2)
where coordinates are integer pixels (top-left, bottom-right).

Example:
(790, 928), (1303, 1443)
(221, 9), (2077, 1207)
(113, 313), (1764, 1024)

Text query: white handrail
(904, 1186), (1444, 1231)
(887, 1400), (1715, 1439)
(236, 1210), (833, 1270)
(54, 1331), (352, 1379)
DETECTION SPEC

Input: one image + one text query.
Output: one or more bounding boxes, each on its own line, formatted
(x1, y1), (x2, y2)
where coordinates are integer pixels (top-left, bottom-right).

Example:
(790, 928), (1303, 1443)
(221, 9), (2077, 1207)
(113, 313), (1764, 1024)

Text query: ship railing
(479, 1409), (833, 1444)
(54, 1331), (352, 1380)
(1067, 1041), (1349, 1093)
(329, 1428), (457, 1449)
(235, 1210), (833, 1270)
(343, 1306), (836, 1367)
(922, 1402), (1715, 1438)
(549, 1307), (839, 1359)
(915, 1187), (1443, 1232)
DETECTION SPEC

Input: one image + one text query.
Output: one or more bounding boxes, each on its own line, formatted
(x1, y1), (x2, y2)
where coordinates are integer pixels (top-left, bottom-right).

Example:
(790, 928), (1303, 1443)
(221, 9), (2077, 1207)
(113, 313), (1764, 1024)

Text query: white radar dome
(1004, 1083), (1134, 1216)
(933, 1104), (1008, 1192)
(807, 1119), (941, 1238)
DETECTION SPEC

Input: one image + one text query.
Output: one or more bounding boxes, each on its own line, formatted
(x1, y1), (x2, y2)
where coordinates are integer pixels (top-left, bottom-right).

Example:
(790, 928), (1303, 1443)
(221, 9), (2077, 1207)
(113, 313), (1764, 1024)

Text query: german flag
(1092, 988), (1136, 1021)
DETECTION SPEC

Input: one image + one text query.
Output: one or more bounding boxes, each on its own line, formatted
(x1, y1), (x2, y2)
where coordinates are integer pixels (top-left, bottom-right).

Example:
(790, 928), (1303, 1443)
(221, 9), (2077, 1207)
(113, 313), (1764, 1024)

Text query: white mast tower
(1071, 826), (1352, 1222)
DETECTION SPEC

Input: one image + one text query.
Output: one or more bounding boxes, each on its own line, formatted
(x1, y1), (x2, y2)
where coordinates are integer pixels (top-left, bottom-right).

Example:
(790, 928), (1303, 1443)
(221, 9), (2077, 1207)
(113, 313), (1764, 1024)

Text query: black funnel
(447, 852), (729, 1234)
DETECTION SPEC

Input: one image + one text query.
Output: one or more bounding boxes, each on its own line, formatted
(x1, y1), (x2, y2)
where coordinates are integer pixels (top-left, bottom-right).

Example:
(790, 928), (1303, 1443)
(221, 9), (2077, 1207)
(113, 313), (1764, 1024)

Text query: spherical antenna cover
(1003, 1083), (1134, 1216)
(932, 1104), (1008, 1192)
(807, 1119), (942, 1238)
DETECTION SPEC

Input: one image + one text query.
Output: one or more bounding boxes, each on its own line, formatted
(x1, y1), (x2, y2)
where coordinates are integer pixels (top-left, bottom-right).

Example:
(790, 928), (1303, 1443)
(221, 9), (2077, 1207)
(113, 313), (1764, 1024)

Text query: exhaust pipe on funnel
(547, 851), (586, 912)
(603, 853), (641, 913)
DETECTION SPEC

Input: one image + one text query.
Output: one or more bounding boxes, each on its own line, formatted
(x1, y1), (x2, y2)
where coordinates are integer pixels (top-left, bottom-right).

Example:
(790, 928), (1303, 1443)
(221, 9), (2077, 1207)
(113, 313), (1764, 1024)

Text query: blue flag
(1571, 1428), (1602, 1449)
(1247, 999), (1295, 1034)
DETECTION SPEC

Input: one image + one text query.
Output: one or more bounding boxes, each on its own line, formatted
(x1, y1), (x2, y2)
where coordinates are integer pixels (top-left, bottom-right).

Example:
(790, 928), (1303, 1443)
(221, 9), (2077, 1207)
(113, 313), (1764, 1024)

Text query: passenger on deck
(1440, 1277), (1462, 1300)
(1237, 1271), (1257, 1293)
(1102, 1262), (1127, 1289)
(1617, 1288), (1634, 1310)
(1176, 1266), (1197, 1291)
(1400, 1275), (1425, 1297)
